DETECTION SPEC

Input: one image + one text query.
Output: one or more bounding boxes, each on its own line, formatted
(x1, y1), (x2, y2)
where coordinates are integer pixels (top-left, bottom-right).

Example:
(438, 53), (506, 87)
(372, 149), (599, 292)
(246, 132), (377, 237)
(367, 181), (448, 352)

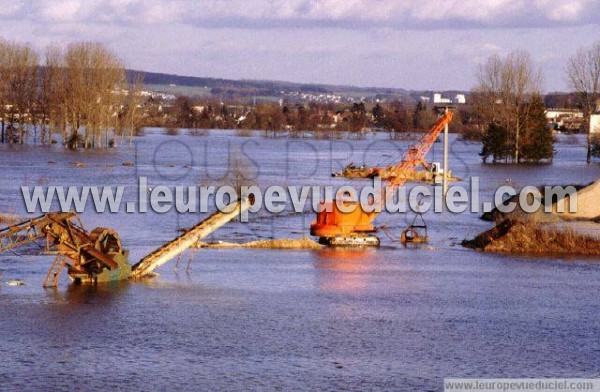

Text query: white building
(591, 114), (600, 134)
(433, 93), (452, 104)
(455, 94), (466, 104)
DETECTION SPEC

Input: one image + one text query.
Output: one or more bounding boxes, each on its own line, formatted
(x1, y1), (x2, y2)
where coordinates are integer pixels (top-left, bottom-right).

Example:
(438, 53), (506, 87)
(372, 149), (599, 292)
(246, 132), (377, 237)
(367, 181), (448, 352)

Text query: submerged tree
(519, 94), (554, 162)
(0, 39), (39, 144)
(566, 40), (600, 163)
(0, 37), (130, 148)
(480, 123), (509, 163)
(63, 42), (126, 148)
(474, 51), (552, 163)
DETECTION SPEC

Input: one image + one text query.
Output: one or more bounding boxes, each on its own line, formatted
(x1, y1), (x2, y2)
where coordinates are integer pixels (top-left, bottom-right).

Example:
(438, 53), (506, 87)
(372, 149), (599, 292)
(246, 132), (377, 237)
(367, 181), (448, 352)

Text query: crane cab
(310, 200), (380, 246)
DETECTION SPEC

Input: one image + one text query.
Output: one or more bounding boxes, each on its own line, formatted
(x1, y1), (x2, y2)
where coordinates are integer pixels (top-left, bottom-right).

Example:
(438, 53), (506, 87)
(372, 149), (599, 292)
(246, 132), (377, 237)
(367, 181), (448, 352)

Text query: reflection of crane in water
(0, 198), (252, 287)
(314, 247), (377, 293)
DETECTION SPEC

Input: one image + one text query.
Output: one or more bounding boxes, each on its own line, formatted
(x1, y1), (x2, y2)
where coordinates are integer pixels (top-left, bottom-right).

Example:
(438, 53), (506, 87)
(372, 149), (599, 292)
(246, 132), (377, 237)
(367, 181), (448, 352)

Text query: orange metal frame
(310, 110), (453, 238)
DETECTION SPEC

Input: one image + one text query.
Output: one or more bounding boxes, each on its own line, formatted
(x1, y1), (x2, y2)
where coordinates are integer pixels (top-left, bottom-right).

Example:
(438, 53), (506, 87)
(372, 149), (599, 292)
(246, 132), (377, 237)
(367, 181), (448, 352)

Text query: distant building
(455, 94), (466, 104)
(545, 108), (585, 131)
(591, 114), (600, 134)
(420, 96), (430, 103)
(433, 93), (452, 104)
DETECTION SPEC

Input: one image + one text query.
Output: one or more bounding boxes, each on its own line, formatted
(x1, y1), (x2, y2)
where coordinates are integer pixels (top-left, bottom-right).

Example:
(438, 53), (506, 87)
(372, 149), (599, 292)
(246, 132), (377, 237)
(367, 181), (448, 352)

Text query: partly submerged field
(0, 130), (599, 390)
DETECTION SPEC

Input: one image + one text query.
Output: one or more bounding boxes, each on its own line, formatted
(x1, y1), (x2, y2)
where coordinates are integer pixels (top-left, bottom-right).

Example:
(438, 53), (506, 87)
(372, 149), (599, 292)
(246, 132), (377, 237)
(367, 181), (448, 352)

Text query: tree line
(0, 38), (143, 148)
(1, 36), (599, 164)
(474, 41), (600, 164)
(160, 96), (467, 135)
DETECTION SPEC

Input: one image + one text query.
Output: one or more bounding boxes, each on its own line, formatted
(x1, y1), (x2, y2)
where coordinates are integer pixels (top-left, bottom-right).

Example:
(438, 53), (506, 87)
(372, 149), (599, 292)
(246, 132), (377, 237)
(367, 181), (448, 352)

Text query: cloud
(1, 0), (598, 30)
(0, 0), (597, 91)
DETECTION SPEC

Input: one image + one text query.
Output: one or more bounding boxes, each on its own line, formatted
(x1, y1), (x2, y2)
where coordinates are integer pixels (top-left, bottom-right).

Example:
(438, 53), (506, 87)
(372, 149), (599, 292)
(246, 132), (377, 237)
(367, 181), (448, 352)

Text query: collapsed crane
(130, 197), (252, 278)
(0, 198), (251, 286)
(310, 109), (454, 246)
(0, 212), (130, 287)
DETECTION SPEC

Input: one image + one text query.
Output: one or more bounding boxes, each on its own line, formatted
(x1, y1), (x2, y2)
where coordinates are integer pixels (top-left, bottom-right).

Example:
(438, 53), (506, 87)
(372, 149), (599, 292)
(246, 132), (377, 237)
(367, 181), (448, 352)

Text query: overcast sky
(1, 0), (599, 91)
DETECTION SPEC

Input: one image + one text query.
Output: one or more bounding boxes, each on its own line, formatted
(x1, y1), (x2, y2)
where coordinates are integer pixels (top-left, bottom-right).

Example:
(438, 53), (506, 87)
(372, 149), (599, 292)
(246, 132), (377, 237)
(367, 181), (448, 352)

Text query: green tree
(481, 123), (509, 163)
(519, 94), (554, 162)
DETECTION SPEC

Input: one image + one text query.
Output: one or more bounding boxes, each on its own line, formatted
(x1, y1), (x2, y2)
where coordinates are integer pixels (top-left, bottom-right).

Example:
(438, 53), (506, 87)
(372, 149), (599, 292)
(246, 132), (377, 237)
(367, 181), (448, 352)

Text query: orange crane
(310, 109), (454, 246)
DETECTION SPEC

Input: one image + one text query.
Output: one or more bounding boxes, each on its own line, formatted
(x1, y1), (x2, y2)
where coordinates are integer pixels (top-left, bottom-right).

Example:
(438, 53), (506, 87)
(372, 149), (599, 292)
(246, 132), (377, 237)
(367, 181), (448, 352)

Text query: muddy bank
(463, 219), (600, 256)
(197, 237), (323, 250)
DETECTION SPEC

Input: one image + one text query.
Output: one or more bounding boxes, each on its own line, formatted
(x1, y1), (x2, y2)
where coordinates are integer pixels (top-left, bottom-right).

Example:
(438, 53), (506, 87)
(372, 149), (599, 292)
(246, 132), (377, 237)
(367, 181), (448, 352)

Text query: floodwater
(0, 130), (599, 391)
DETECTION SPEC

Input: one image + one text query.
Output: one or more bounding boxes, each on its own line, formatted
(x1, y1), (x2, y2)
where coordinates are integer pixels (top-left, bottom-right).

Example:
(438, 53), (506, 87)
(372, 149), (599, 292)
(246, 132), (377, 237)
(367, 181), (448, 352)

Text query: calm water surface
(0, 130), (599, 391)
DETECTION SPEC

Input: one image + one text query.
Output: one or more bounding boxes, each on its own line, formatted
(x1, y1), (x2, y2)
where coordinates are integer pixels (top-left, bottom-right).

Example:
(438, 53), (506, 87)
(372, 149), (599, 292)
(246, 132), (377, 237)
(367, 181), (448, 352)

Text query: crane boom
(388, 110), (453, 186)
(310, 109), (454, 245)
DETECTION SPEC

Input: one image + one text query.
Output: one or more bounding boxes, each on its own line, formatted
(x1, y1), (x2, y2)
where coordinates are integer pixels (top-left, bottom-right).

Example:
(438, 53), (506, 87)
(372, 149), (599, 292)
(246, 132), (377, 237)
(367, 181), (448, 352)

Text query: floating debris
(6, 279), (25, 286)
(197, 237), (323, 250)
(122, 161), (135, 167)
(0, 213), (21, 225)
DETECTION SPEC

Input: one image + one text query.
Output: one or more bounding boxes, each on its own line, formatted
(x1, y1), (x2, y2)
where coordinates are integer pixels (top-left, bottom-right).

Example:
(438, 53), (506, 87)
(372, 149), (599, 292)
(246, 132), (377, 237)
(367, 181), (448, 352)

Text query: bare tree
(0, 38), (10, 143)
(121, 72), (145, 147)
(63, 42), (126, 148)
(474, 51), (544, 163)
(566, 41), (600, 163)
(38, 45), (65, 144)
(0, 41), (39, 144)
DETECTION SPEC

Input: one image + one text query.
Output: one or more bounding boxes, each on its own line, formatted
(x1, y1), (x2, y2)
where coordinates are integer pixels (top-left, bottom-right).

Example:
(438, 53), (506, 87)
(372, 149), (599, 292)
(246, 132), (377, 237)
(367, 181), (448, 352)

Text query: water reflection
(313, 247), (377, 293)
(44, 280), (131, 306)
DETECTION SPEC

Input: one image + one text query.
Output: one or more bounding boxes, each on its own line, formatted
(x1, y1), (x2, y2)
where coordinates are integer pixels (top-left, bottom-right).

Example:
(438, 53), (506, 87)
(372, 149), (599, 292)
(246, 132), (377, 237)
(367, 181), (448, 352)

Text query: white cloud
(1, 0), (598, 28)
(0, 0), (598, 91)
(35, 0), (86, 22)
(538, 0), (586, 21)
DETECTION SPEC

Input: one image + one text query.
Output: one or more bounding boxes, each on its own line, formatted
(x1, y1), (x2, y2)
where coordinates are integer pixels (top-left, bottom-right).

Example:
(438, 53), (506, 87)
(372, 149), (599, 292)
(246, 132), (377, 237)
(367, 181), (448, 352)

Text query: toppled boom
(130, 198), (252, 278)
(0, 212), (77, 253)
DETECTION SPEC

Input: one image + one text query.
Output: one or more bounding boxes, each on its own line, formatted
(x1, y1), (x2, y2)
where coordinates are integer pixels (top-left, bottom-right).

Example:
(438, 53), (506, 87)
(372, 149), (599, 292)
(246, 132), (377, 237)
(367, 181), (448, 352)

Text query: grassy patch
(463, 219), (600, 256)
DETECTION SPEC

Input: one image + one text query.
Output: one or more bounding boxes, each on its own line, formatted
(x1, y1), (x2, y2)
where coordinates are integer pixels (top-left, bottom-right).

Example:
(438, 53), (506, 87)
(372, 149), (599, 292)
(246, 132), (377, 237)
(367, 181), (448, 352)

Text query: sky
(0, 0), (599, 91)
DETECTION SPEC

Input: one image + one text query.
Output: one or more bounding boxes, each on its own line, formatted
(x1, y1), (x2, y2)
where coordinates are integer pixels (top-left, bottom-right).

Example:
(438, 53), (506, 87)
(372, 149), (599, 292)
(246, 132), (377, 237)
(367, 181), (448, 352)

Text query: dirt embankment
(463, 219), (600, 256)
(482, 180), (600, 223)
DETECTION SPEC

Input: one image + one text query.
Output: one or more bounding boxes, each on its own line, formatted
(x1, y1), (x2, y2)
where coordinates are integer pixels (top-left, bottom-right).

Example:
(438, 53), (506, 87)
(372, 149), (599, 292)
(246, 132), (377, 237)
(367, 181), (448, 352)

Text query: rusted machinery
(130, 197), (252, 278)
(0, 212), (130, 287)
(0, 198), (251, 286)
(311, 110), (454, 246)
(400, 211), (429, 245)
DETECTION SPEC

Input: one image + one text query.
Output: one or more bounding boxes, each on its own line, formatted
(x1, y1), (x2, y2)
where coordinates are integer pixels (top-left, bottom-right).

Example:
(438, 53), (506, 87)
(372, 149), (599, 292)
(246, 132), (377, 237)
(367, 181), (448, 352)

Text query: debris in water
(130, 198), (253, 278)
(197, 237), (323, 250)
(0, 213), (21, 225)
(122, 161), (135, 167)
(6, 279), (25, 286)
